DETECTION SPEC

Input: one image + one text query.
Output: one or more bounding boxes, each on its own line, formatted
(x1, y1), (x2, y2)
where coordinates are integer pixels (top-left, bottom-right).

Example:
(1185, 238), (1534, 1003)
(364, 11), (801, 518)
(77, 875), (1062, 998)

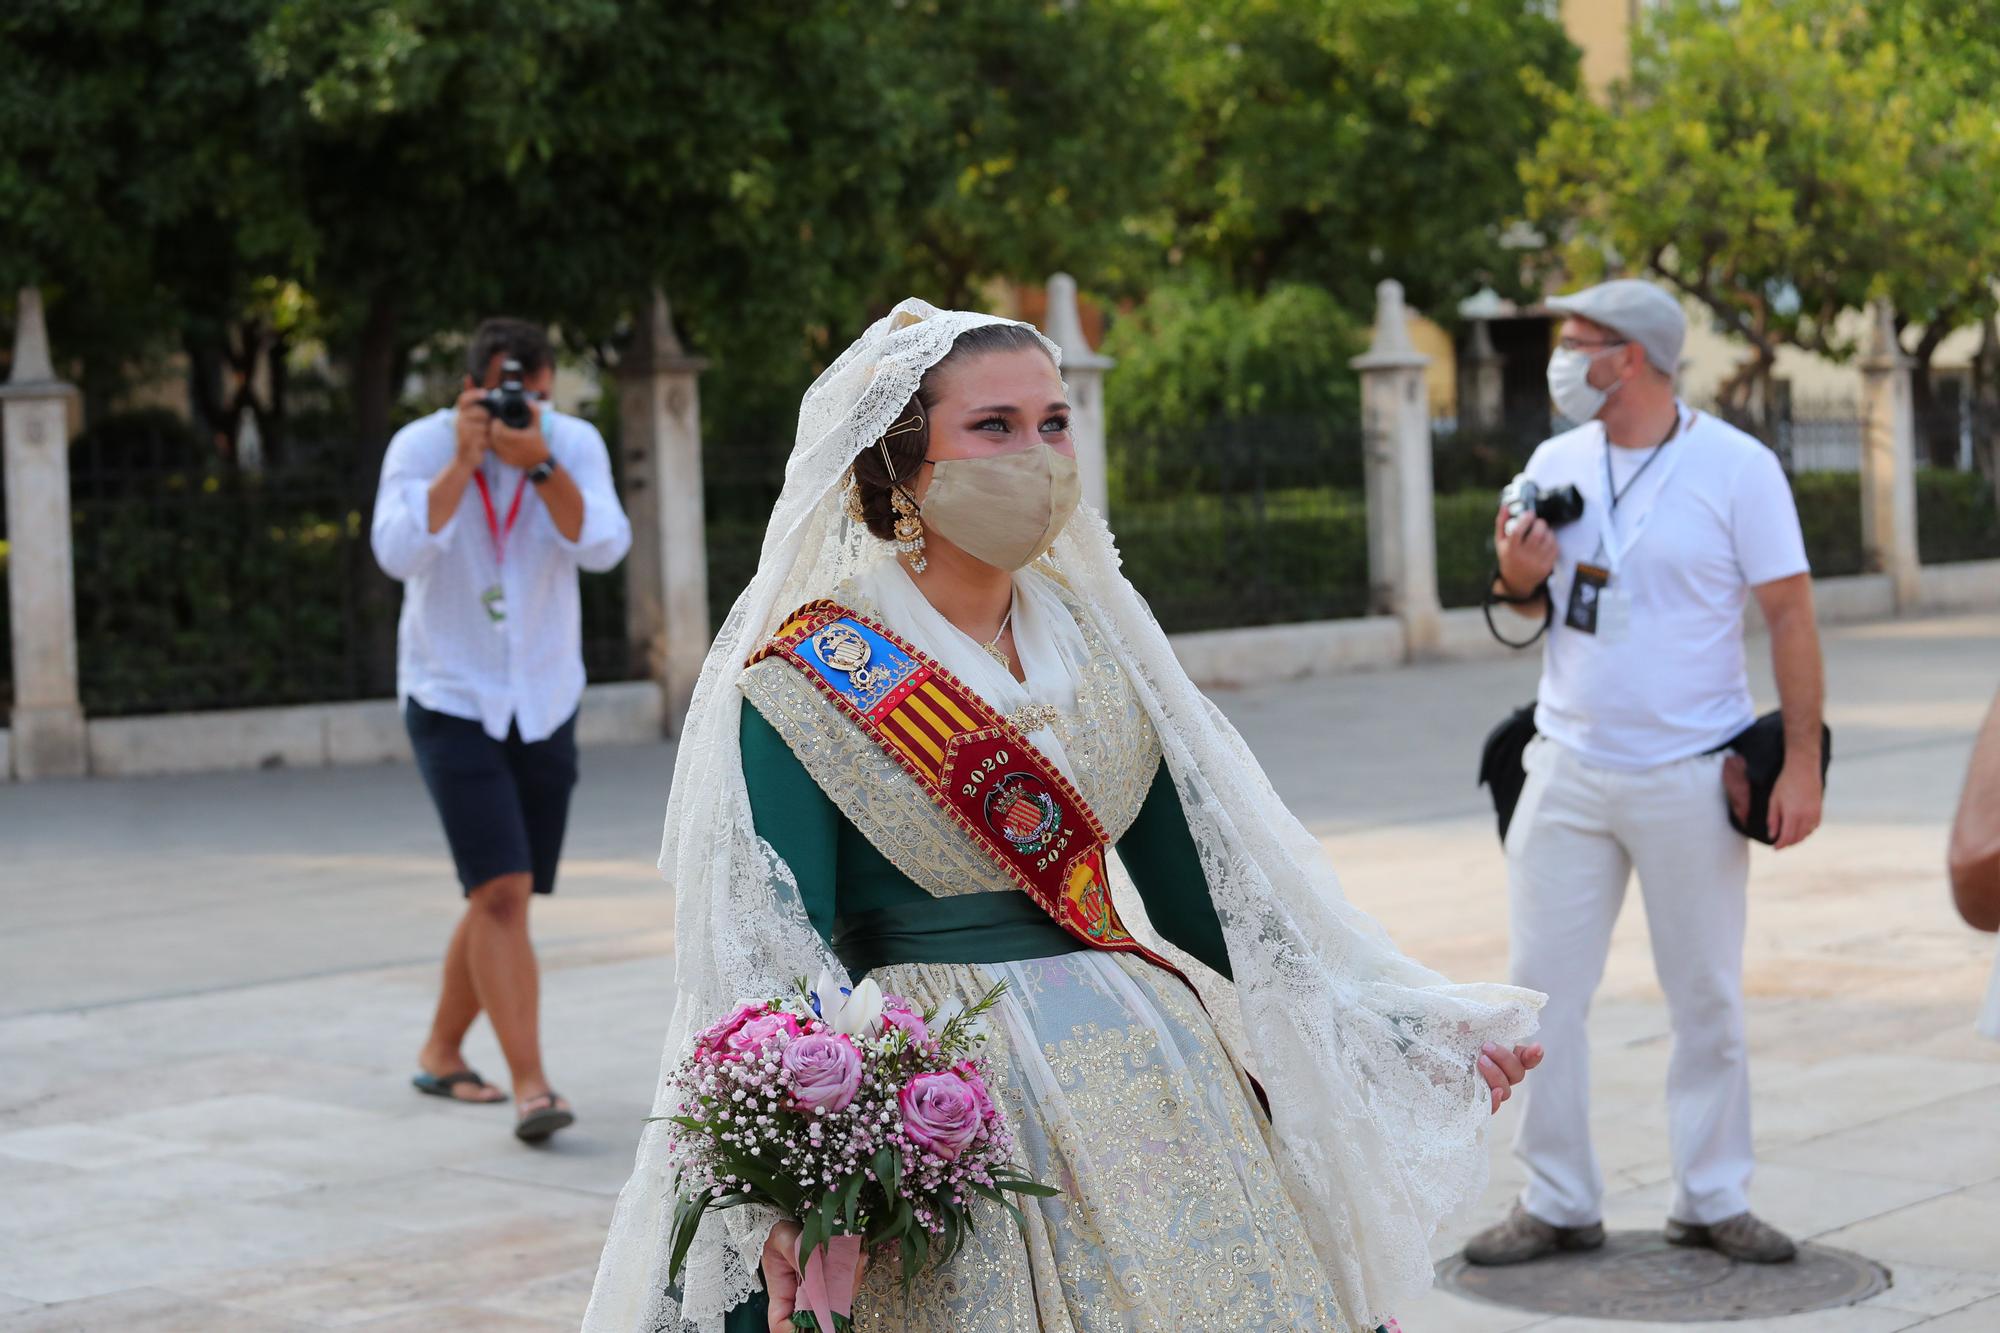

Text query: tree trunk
(183, 333), (232, 465)
(350, 291), (403, 697)
(1908, 319), (1955, 469)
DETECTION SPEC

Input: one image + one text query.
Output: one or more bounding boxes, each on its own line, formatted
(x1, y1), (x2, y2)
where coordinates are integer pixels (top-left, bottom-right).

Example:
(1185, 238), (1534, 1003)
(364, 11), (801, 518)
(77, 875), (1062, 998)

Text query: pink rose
(898, 1072), (982, 1160)
(952, 1061), (996, 1123)
(781, 1033), (864, 1112)
(716, 1010), (801, 1062)
(696, 1002), (768, 1057)
(881, 1004), (930, 1045)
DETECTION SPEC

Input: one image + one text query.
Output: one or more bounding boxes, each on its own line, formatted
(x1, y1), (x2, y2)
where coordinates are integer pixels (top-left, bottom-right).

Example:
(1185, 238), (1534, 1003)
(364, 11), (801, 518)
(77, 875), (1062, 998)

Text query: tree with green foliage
(1102, 279), (1361, 436)
(1521, 0), (2000, 416)
(1127, 0), (1578, 314)
(0, 0), (311, 448)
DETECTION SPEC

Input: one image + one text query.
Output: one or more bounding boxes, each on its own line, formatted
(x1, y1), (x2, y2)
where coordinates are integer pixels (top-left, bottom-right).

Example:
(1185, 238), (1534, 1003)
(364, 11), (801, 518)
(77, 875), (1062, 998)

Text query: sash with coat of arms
(747, 600), (1188, 982)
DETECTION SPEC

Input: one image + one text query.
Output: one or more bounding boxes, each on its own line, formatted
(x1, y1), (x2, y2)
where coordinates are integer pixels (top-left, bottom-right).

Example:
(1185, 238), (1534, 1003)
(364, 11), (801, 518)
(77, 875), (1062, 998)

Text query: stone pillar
(1, 288), (88, 778)
(1858, 299), (1921, 610)
(1351, 280), (1442, 656)
(1042, 274), (1114, 518)
(1462, 317), (1505, 432)
(617, 290), (710, 735)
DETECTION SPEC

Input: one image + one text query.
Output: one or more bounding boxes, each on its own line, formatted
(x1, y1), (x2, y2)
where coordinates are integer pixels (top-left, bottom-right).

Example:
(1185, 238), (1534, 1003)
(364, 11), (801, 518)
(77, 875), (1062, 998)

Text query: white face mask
(1547, 346), (1623, 423)
(921, 443), (1081, 571)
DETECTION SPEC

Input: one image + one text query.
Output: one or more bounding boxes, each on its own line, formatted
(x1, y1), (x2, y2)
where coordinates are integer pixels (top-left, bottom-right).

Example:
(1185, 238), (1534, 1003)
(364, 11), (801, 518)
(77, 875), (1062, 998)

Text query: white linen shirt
(371, 406), (632, 742)
(1525, 405), (1809, 771)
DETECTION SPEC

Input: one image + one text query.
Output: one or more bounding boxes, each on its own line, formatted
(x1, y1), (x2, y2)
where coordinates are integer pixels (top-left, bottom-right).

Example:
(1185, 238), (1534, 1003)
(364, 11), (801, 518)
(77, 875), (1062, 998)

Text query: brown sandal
(514, 1090), (575, 1142)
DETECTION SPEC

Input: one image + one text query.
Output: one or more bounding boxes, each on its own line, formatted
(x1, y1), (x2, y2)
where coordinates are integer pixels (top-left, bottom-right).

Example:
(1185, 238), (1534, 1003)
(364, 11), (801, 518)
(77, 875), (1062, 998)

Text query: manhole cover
(1436, 1231), (1891, 1322)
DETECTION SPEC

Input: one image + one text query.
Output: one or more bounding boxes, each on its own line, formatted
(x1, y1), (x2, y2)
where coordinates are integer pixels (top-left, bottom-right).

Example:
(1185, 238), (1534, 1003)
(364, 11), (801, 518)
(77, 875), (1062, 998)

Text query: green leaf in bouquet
(941, 1206), (968, 1263)
(838, 1172), (865, 1231)
(872, 1147), (900, 1202)
(987, 1165), (1062, 1200)
(719, 1154), (805, 1214)
(799, 1198), (829, 1271)
(667, 1190), (712, 1284)
(898, 1227), (929, 1293)
(877, 1196), (915, 1245)
(966, 1182), (1030, 1235)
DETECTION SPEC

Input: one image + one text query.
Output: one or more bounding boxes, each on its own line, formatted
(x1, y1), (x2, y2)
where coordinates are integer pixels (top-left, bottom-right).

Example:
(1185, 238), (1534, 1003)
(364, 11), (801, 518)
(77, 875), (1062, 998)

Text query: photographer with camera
(1465, 280), (1825, 1266)
(371, 317), (631, 1143)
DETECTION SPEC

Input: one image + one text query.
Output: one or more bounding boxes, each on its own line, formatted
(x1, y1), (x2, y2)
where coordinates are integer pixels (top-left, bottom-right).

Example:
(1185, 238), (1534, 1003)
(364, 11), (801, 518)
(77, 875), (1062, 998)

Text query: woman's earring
(843, 475), (868, 524)
(889, 486), (927, 573)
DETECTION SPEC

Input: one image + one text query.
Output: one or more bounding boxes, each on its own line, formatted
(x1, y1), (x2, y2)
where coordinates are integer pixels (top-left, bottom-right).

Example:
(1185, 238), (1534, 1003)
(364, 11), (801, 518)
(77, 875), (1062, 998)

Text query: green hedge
(1121, 466), (1999, 629)
(1917, 469), (2000, 564)
(1116, 489), (1370, 633)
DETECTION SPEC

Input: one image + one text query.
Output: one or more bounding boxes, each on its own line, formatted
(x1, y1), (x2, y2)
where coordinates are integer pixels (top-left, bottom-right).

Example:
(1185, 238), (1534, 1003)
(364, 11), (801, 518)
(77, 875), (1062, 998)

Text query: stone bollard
(1351, 280), (1442, 657)
(1, 288), (88, 779)
(1858, 299), (1921, 611)
(617, 290), (711, 736)
(1042, 274), (1114, 519)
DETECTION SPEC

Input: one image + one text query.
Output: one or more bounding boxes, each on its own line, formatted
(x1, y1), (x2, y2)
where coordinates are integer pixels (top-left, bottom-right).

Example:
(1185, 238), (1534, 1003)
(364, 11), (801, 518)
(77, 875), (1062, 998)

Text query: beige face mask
(920, 443), (1081, 571)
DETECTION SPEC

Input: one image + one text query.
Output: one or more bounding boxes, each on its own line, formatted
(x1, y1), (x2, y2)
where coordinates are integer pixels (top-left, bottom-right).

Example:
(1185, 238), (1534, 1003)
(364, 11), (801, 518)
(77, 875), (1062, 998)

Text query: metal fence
(66, 417), (640, 719)
(701, 424), (790, 634)
(1109, 414), (1373, 633)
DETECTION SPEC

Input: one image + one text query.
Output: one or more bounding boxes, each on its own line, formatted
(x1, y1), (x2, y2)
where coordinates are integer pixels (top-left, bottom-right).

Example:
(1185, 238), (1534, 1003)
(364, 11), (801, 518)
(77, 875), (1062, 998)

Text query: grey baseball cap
(1546, 278), (1685, 376)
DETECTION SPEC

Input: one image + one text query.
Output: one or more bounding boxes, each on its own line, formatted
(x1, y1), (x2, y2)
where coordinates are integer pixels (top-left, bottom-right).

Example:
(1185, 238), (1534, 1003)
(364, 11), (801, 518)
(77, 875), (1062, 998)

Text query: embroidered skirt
(843, 950), (1362, 1333)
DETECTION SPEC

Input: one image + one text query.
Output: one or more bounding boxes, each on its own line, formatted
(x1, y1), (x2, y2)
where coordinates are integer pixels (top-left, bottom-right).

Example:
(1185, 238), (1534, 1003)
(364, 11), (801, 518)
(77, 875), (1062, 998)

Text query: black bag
(1716, 712), (1833, 845)
(1477, 706), (1833, 847)
(1477, 703), (1540, 842)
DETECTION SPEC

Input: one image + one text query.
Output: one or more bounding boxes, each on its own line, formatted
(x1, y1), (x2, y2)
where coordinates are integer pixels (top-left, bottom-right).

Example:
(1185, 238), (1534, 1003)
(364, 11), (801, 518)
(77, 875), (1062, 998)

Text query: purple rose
(898, 1072), (982, 1160)
(782, 1033), (864, 1112)
(952, 1061), (996, 1123)
(716, 1010), (801, 1062)
(881, 1003), (930, 1046)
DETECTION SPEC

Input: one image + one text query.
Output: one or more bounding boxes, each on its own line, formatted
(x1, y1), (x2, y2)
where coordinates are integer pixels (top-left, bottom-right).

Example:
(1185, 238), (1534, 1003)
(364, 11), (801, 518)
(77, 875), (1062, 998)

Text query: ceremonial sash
(749, 600), (1186, 981)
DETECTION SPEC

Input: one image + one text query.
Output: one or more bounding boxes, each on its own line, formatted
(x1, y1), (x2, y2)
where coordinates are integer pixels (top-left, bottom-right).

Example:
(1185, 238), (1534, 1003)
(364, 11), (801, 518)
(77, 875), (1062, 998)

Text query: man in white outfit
(1465, 280), (1825, 1266)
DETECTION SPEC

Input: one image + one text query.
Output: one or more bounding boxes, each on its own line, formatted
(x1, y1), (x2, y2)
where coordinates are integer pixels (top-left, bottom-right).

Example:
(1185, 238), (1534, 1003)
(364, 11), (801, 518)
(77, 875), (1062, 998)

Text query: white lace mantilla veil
(583, 298), (1545, 1333)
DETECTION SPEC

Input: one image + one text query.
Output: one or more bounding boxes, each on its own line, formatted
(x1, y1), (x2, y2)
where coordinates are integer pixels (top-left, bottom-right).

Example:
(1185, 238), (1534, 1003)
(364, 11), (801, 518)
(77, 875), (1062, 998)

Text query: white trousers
(1506, 737), (1753, 1227)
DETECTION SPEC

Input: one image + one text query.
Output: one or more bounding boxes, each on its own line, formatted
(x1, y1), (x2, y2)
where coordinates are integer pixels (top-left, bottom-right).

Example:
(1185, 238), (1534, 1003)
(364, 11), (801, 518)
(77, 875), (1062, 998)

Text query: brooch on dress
(811, 622), (895, 694)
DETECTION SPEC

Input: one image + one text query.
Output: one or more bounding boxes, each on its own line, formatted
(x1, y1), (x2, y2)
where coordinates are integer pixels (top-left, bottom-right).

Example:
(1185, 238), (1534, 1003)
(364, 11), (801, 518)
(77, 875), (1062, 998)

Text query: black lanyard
(1604, 410), (1685, 511)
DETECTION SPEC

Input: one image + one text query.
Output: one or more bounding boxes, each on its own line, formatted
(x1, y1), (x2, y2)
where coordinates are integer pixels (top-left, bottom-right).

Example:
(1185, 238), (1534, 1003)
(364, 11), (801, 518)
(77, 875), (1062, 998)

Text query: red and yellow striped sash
(749, 600), (1183, 978)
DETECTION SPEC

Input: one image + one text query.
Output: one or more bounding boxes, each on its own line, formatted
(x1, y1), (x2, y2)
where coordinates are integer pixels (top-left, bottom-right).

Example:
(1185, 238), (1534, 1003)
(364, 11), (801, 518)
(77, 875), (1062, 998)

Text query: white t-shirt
(1525, 405), (1809, 771)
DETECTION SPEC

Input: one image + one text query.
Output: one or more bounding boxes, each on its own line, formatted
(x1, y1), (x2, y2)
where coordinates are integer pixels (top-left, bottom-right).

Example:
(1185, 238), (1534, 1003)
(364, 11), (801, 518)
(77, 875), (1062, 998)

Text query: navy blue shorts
(404, 700), (579, 897)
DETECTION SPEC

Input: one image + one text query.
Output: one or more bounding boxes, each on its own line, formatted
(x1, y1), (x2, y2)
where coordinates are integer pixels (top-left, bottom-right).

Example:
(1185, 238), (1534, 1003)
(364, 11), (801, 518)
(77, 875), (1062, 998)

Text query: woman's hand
(1478, 1042), (1543, 1114)
(760, 1220), (869, 1331)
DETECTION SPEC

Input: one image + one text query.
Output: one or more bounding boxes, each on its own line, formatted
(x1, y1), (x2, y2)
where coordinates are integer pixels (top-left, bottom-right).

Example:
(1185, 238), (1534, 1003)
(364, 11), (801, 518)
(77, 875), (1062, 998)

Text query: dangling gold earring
(889, 484), (927, 573)
(843, 472), (868, 524)
(875, 401), (929, 573)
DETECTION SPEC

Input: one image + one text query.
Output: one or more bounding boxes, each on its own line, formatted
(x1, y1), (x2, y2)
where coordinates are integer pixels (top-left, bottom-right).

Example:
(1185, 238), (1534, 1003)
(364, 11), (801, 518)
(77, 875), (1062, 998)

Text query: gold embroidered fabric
(847, 954), (1354, 1331)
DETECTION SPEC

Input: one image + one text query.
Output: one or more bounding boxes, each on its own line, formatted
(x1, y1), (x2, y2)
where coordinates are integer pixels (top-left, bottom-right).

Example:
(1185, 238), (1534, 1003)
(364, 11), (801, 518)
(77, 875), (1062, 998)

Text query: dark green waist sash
(832, 891), (1081, 977)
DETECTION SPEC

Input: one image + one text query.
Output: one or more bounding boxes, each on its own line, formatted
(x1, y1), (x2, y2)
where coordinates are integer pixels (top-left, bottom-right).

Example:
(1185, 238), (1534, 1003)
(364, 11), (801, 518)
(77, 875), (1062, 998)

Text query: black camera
(1501, 475), (1585, 533)
(479, 358), (535, 431)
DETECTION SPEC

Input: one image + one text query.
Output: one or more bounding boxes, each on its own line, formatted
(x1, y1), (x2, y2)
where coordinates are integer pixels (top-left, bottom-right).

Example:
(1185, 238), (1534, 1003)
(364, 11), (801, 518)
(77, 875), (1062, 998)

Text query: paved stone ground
(3, 613), (1996, 1332)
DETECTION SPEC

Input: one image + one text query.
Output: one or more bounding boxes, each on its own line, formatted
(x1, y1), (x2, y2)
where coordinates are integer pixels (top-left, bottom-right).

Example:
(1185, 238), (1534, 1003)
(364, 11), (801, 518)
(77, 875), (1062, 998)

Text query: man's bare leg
(417, 909), (505, 1102)
(464, 872), (567, 1118)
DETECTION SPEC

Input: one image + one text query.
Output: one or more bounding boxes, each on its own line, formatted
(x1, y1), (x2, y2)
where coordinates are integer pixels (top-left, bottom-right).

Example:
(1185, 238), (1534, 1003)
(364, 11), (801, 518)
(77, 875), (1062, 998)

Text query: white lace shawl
(583, 299), (1545, 1333)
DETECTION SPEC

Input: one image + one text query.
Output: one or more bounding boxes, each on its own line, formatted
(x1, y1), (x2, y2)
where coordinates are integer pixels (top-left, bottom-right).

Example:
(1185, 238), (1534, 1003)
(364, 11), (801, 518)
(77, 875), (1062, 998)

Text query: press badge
(1565, 563), (1610, 635)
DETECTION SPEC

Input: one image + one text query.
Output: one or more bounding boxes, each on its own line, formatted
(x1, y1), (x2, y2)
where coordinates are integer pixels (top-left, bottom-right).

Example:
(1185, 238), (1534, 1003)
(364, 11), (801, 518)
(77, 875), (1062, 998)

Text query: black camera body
(480, 357), (535, 431)
(1501, 475), (1586, 533)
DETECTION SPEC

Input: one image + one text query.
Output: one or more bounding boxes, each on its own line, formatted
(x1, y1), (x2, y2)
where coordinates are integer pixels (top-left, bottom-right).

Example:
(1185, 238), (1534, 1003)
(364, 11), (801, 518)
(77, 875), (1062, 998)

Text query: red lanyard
(472, 469), (528, 564)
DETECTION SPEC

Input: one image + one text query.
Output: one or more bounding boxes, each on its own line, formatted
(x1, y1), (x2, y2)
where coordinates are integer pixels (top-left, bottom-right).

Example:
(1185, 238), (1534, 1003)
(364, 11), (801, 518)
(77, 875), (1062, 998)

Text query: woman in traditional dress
(586, 302), (1545, 1333)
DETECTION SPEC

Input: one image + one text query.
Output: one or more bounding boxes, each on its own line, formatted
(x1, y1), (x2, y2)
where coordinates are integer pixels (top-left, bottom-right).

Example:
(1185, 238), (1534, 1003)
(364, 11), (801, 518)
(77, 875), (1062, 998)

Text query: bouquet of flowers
(661, 971), (1058, 1332)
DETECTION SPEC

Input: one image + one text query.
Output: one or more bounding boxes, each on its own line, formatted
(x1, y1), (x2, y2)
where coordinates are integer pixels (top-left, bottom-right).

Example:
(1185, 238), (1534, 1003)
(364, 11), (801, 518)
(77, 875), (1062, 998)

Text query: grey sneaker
(1665, 1212), (1797, 1264)
(1463, 1205), (1607, 1265)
